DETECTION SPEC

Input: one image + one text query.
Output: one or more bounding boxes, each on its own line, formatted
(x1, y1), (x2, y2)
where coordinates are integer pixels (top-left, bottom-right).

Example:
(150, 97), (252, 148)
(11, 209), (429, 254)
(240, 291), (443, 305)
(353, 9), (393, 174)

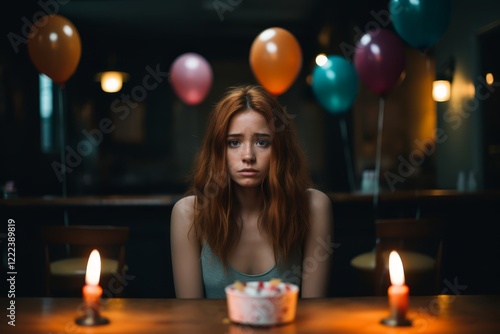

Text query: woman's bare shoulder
(306, 188), (332, 207)
(174, 195), (195, 210)
(171, 195), (196, 226)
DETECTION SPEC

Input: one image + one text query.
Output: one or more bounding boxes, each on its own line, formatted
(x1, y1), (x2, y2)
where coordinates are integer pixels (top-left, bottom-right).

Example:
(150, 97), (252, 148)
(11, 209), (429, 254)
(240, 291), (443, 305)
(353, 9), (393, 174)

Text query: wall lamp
(433, 57), (455, 102)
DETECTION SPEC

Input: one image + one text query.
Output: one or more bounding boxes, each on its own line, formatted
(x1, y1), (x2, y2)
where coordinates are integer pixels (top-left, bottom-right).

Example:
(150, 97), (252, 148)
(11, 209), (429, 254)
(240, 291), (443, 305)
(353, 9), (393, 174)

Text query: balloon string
(58, 85), (69, 227)
(339, 116), (356, 192)
(373, 96), (385, 216)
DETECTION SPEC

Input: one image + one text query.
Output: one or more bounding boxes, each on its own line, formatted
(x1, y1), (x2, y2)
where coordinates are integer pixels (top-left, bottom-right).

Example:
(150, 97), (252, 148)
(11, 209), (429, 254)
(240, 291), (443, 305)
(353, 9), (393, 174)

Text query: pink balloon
(170, 52), (213, 105)
(353, 29), (405, 95)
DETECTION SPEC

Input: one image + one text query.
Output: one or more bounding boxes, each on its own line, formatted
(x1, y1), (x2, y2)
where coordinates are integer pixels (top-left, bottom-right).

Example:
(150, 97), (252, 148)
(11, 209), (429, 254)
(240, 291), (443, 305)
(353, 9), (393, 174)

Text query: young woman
(170, 84), (333, 298)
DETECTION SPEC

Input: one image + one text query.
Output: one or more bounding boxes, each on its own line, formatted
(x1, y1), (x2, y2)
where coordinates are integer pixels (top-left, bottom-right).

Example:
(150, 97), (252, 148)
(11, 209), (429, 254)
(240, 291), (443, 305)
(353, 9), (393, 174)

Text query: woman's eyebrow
(254, 133), (272, 138)
(227, 133), (271, 138)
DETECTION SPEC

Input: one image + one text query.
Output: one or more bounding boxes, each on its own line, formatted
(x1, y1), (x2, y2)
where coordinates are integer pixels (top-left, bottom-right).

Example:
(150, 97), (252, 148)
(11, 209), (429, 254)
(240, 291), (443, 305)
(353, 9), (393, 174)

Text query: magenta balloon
(353, 29), (405, 95)
(170, 52), (213, 105)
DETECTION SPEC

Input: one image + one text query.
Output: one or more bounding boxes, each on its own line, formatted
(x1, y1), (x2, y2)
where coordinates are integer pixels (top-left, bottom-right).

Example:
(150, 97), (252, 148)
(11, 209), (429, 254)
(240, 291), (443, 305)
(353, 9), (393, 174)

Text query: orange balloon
(249, 27), (302, 96)
(28, 15), (82, 84)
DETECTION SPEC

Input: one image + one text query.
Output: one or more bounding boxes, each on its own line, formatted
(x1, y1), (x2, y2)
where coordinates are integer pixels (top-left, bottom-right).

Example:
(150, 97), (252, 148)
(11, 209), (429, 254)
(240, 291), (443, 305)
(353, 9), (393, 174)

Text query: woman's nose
(242, 145), (256, 163)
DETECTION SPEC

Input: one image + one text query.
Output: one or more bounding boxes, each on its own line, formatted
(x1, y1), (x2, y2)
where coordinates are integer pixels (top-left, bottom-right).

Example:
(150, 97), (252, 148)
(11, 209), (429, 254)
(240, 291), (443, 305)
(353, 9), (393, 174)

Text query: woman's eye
(228, 140), (240, 147)
(256, 140), (270, 147)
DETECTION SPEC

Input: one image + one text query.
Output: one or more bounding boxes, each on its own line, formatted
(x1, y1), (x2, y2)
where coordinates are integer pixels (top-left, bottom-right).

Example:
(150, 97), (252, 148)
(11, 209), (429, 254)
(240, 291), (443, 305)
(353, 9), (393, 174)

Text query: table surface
(1, 295), (499, 333)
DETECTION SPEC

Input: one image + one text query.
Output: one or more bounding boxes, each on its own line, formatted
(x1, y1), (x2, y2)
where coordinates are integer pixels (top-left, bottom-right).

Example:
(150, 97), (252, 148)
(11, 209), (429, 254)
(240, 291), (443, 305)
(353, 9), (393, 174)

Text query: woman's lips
(238, 169), (258, 176)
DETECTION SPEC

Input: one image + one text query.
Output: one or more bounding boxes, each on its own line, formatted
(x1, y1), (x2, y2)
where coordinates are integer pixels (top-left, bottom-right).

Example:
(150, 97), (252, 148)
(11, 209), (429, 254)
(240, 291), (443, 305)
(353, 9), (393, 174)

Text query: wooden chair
(42, 225), (130, 297)
(350, 218), (444, 296)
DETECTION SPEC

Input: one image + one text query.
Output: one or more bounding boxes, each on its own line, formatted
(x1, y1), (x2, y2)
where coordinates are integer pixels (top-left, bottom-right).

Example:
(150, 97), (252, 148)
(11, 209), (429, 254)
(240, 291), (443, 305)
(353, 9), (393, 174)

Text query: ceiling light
(95, 71), (129, 93)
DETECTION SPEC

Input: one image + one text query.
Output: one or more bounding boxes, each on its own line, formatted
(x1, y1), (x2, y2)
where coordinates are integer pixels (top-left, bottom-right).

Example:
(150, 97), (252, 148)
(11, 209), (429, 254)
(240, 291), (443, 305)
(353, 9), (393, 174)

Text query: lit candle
(76, 249), (109, 326)
(381, 250), (412, 326)
(83, 249), (103, 309)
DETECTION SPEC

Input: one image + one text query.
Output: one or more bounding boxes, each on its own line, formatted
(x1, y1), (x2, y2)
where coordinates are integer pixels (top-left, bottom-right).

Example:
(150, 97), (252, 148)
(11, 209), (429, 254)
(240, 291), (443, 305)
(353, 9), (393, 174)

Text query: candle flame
(85, 249), (101, 286)
(389, 251), (405, 286)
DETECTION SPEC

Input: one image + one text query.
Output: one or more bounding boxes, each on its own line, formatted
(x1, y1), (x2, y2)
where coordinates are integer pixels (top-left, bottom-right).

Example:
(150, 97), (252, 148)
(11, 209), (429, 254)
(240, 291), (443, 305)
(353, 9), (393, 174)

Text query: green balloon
(390, 0), (451, 51)
(312, 55), (359, 114)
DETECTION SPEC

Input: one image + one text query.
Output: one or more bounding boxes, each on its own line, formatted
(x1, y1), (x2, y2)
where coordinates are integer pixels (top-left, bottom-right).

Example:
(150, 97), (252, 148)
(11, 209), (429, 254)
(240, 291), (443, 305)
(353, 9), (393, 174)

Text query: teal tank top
(201, 243), (303, 298)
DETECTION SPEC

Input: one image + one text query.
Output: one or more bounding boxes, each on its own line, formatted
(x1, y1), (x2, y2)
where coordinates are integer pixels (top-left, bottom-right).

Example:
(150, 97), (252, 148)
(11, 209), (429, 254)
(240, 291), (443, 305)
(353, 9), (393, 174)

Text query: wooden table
(1, 295), (499, 333)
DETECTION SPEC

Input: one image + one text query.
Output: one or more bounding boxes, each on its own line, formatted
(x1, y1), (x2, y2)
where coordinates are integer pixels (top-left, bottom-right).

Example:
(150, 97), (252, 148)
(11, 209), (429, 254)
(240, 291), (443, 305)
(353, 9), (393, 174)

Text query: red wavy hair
(188, 85), (312, 265)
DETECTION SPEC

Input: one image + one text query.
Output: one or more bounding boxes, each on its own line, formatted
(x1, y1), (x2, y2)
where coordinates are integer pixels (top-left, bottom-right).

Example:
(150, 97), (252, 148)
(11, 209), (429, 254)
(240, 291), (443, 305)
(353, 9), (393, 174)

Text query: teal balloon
(390, 0), (451, 51)
(312, 55), (358, 114)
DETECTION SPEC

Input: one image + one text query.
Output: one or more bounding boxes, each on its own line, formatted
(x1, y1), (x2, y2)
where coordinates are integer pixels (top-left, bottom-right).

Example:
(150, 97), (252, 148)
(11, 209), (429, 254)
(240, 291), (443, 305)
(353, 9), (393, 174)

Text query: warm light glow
(85, 249), (101, 286)
(486, 73), (494, 85)
(389, 251), (405, 286)
(100, 71), (124, 93)
(466, 82), (476, 98)
(432, 80), (451, 102)
(306, 74), (312, 85)
(315, 53), (328, 67)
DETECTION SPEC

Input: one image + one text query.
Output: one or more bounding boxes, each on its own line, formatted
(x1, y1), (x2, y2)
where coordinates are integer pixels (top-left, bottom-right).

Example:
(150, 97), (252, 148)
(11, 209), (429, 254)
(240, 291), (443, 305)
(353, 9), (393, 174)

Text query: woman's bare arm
(300, 189), (334, 298)
(170, 196), (204, 298)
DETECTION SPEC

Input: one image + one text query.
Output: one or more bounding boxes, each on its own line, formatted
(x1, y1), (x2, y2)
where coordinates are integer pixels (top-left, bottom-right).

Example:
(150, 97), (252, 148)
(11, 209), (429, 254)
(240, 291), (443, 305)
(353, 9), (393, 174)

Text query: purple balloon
(353, 29), (405, 95)
(170, 52), (213, 105)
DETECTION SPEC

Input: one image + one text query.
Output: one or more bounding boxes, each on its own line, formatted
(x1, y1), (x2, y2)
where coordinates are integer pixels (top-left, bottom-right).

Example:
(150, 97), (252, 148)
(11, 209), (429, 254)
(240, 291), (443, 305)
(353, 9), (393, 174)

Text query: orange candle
(83, 250), (103, 311)
(387, 251), (409, 321)
(76, 249), (109, 326)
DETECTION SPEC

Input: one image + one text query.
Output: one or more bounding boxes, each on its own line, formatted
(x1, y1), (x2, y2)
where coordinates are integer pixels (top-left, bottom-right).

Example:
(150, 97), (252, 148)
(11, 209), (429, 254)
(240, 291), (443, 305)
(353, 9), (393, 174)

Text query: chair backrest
(42, 225), (130, 296)
(374, 218), (444, 295)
